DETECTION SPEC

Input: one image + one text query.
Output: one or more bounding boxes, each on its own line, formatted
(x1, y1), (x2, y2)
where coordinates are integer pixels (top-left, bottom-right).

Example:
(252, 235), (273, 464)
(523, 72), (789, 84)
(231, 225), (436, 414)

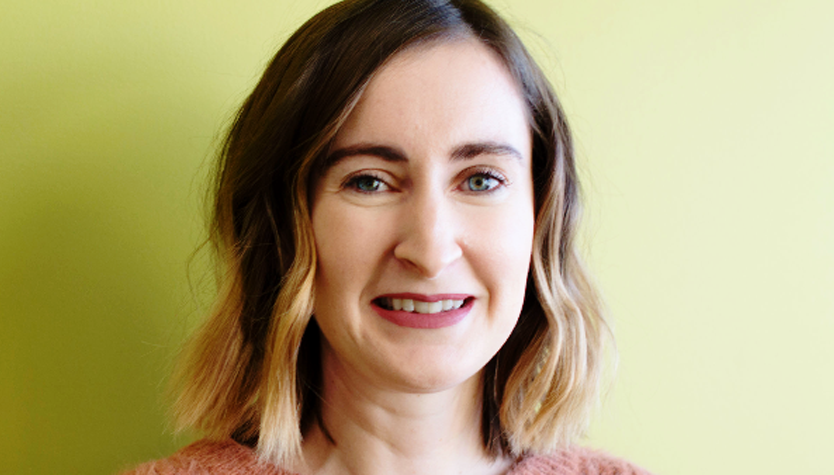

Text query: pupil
(470, 176), (488, 190)
(358, 177), (379, 191)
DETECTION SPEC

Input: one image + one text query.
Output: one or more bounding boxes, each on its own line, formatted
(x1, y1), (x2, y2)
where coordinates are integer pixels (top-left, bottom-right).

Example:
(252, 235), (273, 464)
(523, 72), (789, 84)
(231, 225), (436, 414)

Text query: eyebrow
(451, 142), (523, 161)
(325, 141), (524, 167)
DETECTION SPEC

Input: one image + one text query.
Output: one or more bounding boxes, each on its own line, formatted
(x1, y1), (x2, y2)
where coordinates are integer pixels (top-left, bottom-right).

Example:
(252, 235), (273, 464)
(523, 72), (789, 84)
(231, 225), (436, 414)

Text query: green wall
(2, 1), (832, 473)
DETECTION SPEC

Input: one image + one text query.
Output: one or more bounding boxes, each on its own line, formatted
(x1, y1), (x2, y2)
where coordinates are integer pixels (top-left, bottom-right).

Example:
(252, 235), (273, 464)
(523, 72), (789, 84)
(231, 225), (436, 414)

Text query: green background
(2, 0), (832, 473)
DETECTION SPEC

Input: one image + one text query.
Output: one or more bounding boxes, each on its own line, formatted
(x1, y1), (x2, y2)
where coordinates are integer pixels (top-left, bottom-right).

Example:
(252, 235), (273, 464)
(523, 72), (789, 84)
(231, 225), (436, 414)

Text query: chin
(372, 344), (495, 394)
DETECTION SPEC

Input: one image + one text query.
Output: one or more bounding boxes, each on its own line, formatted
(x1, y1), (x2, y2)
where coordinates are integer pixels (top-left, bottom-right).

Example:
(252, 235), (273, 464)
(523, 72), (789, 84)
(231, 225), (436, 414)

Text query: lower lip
(372, 299), (473, 329)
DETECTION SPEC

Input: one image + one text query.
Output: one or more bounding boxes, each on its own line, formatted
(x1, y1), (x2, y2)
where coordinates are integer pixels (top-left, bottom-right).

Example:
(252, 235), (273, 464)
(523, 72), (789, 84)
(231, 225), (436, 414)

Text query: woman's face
(311, 38), (535, 392)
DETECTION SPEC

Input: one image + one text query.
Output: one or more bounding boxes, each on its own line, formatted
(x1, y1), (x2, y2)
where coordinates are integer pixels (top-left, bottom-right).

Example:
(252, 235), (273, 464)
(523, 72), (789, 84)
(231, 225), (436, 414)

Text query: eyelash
(342, 172), (389, 193)
(341, 167), (508, 194)
(460, 167), (508, 193)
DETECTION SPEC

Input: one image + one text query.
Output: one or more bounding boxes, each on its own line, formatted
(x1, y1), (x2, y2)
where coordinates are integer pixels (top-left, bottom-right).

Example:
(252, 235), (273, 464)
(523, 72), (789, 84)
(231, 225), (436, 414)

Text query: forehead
(331, 37), (531, 157)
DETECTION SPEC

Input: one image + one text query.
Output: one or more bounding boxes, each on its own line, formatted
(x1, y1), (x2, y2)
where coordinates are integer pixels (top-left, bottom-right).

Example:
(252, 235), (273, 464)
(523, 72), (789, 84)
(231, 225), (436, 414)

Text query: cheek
(312, 201), (391, 304)
(314, 206), (355, 296)
(468, 203), (535, 312)
(499, 223), (535, 304)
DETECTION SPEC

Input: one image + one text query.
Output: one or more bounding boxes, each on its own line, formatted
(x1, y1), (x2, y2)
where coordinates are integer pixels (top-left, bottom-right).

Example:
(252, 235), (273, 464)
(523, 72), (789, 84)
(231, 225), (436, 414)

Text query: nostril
(392, 228), (463, 278)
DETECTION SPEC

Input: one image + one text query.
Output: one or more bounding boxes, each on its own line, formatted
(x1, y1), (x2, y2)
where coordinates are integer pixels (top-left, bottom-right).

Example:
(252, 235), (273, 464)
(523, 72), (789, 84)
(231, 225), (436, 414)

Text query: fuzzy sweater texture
(122, 439), (653, 475)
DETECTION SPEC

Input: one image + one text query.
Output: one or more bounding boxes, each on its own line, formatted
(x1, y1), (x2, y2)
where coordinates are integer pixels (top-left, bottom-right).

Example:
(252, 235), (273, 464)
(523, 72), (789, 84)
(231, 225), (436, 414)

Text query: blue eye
(346, 174), (385, 192)
(466, 173), (500, 192)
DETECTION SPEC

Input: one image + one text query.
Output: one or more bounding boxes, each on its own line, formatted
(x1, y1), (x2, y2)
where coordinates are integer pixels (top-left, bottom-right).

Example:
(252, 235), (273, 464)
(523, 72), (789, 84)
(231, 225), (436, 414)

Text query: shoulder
(508, 446), (654, 475)
(119, 439), (296, 475)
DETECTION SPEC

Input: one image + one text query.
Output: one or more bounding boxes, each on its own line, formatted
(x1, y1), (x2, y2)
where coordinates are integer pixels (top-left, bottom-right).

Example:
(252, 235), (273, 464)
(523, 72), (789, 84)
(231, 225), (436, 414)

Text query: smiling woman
(311, 38), (534, 408)
(122, 1), (651, 474)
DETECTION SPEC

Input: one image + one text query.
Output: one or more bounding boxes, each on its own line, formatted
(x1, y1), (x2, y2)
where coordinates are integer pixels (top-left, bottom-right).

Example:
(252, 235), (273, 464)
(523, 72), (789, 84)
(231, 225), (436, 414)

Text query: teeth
(383, 298), (465, 314)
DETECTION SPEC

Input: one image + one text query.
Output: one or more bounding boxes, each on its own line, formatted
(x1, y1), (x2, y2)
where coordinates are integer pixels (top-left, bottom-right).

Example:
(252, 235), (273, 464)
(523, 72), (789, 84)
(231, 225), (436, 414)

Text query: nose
(393, 188), (463, 278)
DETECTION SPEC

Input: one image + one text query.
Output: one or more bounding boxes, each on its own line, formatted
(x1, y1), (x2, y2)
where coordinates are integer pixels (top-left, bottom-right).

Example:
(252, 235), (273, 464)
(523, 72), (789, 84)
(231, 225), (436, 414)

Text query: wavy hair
(173, 0), (612, 466)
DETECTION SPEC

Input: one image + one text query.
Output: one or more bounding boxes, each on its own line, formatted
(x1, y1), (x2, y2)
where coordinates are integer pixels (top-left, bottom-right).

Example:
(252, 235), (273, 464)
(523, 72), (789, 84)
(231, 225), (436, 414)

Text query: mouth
(371, 294), (474, 329)
(373, 296), (469, 314)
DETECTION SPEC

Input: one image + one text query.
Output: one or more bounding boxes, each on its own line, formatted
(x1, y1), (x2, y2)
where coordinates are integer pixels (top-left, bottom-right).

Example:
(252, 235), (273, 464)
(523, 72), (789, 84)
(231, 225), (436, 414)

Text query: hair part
(172, 0), (613, 466)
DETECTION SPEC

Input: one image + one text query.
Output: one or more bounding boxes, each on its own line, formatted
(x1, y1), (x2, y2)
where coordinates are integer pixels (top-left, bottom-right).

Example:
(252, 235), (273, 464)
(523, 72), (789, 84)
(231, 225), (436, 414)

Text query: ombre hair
(173, 0), (612, 466)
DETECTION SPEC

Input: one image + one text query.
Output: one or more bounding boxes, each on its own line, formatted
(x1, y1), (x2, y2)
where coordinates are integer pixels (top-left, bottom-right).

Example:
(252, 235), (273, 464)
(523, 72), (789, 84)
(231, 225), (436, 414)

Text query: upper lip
(374, 293), (472, 302)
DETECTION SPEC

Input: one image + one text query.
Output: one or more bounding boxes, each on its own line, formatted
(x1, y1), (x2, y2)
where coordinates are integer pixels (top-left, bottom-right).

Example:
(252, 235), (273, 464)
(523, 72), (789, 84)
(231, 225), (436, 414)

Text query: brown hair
(173, 0), (612, 465)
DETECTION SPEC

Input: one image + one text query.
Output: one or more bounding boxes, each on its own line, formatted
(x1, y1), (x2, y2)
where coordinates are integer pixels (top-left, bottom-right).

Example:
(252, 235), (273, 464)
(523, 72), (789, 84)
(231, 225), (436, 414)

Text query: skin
(302, 37), (535, 475)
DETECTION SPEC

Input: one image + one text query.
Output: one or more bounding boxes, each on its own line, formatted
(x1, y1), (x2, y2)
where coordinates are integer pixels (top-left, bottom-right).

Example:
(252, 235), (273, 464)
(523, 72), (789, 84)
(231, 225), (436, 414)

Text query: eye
(343, 173), (389, 193)
(464, 172), (503, 192)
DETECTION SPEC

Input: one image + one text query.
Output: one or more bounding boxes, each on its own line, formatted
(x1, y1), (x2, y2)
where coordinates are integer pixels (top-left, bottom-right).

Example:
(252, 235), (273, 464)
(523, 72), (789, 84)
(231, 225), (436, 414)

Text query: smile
(376, 297), (466, 314)
(371, 294), (474, 329)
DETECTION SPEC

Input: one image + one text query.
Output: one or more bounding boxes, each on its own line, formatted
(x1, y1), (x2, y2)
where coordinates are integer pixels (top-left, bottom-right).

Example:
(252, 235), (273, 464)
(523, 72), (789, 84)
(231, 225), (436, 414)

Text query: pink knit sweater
(122, 439), (652, 474)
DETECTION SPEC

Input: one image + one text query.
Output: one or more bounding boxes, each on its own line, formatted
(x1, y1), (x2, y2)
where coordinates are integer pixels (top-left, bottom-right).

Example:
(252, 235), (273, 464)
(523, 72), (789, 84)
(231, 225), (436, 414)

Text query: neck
(293, 346), (512, 475)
